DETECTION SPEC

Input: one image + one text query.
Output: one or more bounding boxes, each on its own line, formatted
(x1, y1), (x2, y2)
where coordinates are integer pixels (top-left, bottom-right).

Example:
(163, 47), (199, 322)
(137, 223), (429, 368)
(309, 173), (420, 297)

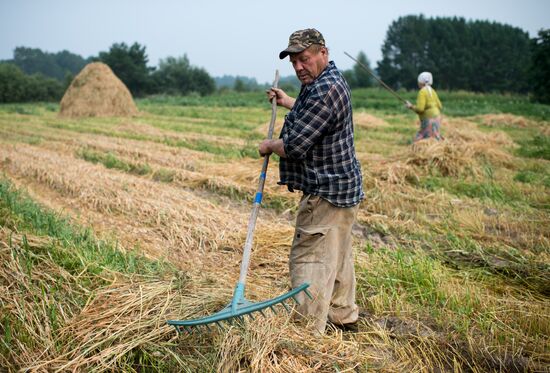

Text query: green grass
(350, 88), (550, 120)
(517, 134), (550, 160)
(161, 136), (259, 159)
(139, 87), (550, 121)
(517, 172), (550, 188)
(421, 176), (511, 202)
(152, 168), (176, 183)
(1, 88), (548, 121)
(139, 91), (270, 108)
(438, 232), (550, 295)
(356, 245), (485, 336)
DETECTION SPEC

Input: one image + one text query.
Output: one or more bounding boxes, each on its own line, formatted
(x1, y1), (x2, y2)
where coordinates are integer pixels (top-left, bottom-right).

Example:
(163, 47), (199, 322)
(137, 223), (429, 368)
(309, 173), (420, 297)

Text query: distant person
(258, 28), (364, 335)
(406, 72), (443, 142)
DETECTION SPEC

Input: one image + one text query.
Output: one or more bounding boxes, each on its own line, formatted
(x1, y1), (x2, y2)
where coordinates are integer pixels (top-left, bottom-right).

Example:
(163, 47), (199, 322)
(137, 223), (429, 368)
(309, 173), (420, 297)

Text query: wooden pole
(344, 51), (408, 104)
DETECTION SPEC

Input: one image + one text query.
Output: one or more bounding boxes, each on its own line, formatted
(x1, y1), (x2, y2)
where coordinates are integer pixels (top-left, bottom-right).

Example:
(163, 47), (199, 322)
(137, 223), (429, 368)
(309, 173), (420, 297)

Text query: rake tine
(204, 323), (213, 332)
(215, 321), (226, 331)
(269, 305), (278, 315)
(304, 288), (314, 300)
(259, 309), (267, 318)
(281, 301), (291, 312)
(291, 295), (300, 304)
(248, 312), (255, 321)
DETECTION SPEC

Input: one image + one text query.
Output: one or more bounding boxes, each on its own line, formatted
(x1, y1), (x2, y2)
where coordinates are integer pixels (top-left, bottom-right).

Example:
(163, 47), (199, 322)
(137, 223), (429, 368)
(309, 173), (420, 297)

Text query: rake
(344, 51), (408, 104)
(167, 70), (312, 333)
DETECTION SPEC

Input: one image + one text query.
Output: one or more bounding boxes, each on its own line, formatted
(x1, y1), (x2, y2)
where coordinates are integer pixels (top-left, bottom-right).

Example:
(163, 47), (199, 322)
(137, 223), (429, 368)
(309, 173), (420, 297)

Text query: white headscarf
(417, 72), (433, 96)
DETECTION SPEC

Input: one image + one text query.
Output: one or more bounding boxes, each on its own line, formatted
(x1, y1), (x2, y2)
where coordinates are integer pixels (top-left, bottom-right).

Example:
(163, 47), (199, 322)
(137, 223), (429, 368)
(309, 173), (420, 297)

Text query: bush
(0, 63), (64, 103)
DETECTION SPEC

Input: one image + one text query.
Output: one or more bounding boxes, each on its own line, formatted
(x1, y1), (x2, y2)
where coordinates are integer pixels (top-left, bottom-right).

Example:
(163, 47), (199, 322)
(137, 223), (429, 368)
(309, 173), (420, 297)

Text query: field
(0, 88), (549, 372)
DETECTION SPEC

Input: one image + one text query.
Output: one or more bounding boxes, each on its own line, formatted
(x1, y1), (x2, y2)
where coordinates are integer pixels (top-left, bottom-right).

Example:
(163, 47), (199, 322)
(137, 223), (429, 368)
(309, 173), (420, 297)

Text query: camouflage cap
(279, 28), (325, 59)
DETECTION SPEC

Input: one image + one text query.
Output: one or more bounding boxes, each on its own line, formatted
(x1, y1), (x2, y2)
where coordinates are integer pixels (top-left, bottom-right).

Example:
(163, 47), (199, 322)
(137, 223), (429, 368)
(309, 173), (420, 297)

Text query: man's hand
(405, 100), (414, 110)
(266, 87), (296, 110)
(259, 139), (286, 158)
(259, 139), (273, 156)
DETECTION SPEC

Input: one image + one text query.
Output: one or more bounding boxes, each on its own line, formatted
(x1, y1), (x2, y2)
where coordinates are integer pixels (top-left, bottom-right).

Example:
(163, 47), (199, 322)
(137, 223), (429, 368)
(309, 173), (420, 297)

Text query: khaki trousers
(289, 194), (359, 334)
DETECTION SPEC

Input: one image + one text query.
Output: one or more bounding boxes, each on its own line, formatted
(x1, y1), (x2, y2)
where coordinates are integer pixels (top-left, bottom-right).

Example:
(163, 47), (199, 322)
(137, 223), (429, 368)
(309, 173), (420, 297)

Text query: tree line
(0, 42), (217, 102)
(377, 15), (549, 103)
(0, 15), (549, 104)
(0, 43), (377, 103)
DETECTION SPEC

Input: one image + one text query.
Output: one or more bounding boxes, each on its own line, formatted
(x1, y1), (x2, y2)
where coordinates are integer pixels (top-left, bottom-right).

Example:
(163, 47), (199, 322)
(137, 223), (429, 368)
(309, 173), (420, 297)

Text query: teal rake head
(167, 282), (312, 333)
(166, 71), (313, 334)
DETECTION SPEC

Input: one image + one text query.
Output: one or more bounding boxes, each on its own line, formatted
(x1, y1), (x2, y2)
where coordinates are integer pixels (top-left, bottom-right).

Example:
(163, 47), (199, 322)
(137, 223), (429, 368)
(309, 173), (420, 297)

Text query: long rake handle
(344, 51), (408, 104)
(237, 70), (280, 286)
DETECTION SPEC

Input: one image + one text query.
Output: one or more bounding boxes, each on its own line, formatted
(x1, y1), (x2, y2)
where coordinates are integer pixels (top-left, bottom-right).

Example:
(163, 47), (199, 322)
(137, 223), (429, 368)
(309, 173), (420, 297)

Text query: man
(259, 28), (364, 334)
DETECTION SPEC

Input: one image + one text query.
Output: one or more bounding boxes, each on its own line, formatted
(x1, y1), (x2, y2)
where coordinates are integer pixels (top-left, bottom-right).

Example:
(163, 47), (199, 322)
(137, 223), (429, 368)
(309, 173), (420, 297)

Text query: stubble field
(0, 89), (549, 372)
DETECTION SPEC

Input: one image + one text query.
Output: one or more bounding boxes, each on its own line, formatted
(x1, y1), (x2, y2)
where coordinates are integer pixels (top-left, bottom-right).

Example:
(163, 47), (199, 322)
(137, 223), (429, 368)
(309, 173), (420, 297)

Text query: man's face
(290, 46), (328, 85)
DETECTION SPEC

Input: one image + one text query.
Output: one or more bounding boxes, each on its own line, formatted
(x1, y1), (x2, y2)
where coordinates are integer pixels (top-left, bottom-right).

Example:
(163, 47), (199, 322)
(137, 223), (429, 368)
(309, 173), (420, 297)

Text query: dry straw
(354, 112), (391, 130)
(2, 110), (548, 371)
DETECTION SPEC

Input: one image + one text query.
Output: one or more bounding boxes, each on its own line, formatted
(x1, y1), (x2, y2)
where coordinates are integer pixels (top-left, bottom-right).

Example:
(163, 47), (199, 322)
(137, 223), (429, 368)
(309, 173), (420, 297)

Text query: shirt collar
(302, 60), (336, 89)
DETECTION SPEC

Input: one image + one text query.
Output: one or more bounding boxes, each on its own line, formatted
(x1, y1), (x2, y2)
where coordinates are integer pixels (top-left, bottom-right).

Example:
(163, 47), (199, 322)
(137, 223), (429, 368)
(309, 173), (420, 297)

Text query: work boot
(326, 320), (359, 333)
(327, 308), (371, 334)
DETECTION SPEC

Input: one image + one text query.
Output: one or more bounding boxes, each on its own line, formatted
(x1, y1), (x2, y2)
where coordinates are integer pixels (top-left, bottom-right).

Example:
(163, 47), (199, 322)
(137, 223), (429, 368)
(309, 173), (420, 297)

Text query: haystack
(59, 62), (138, 118)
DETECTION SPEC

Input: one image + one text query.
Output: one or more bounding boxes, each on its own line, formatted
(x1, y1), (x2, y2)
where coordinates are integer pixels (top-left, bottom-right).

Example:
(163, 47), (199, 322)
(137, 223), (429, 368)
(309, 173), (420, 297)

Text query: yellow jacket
(413, 86), (442, 120)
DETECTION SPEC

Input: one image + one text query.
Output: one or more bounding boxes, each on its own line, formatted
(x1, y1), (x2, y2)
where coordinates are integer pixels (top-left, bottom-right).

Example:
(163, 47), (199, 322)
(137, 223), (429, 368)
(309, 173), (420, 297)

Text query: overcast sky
(1, 0), (549, 83)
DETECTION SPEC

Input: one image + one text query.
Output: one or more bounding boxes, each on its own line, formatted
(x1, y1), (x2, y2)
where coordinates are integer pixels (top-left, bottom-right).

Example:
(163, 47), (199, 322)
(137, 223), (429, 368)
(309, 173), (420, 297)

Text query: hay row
(0, 141), (304, 309)
(2, 118), (292, 204)
(11, 126), (297, 213)
(0, 144), (294, 278)
(114, 118), (250, 148)
(472, 113), (547, 128)
(354, 112), (392, 130)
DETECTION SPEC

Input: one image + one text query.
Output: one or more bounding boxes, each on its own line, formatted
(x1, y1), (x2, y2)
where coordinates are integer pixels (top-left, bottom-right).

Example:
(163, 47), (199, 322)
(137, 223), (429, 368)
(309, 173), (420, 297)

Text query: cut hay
(368, 119), (518, 185)
(0, 142), (297, 282)
(59, 62), (139, 118)
(0, 227), (188, 371)
(115, 120), (247, 149)
(3, 225), (545, 372)
(27, 131), (294, 211)
(0, 143), (247, 262)
(354, 112), (391, 129)
(408, 139), (478, 177)
(368, 139), (477, 183)
(444, 117), (516, 148)
(474, 113), (532, 128)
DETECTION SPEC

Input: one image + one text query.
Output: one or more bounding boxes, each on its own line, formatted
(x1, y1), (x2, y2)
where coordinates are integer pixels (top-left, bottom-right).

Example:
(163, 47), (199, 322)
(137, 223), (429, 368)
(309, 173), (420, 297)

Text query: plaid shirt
(278, 61), (364, 207)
